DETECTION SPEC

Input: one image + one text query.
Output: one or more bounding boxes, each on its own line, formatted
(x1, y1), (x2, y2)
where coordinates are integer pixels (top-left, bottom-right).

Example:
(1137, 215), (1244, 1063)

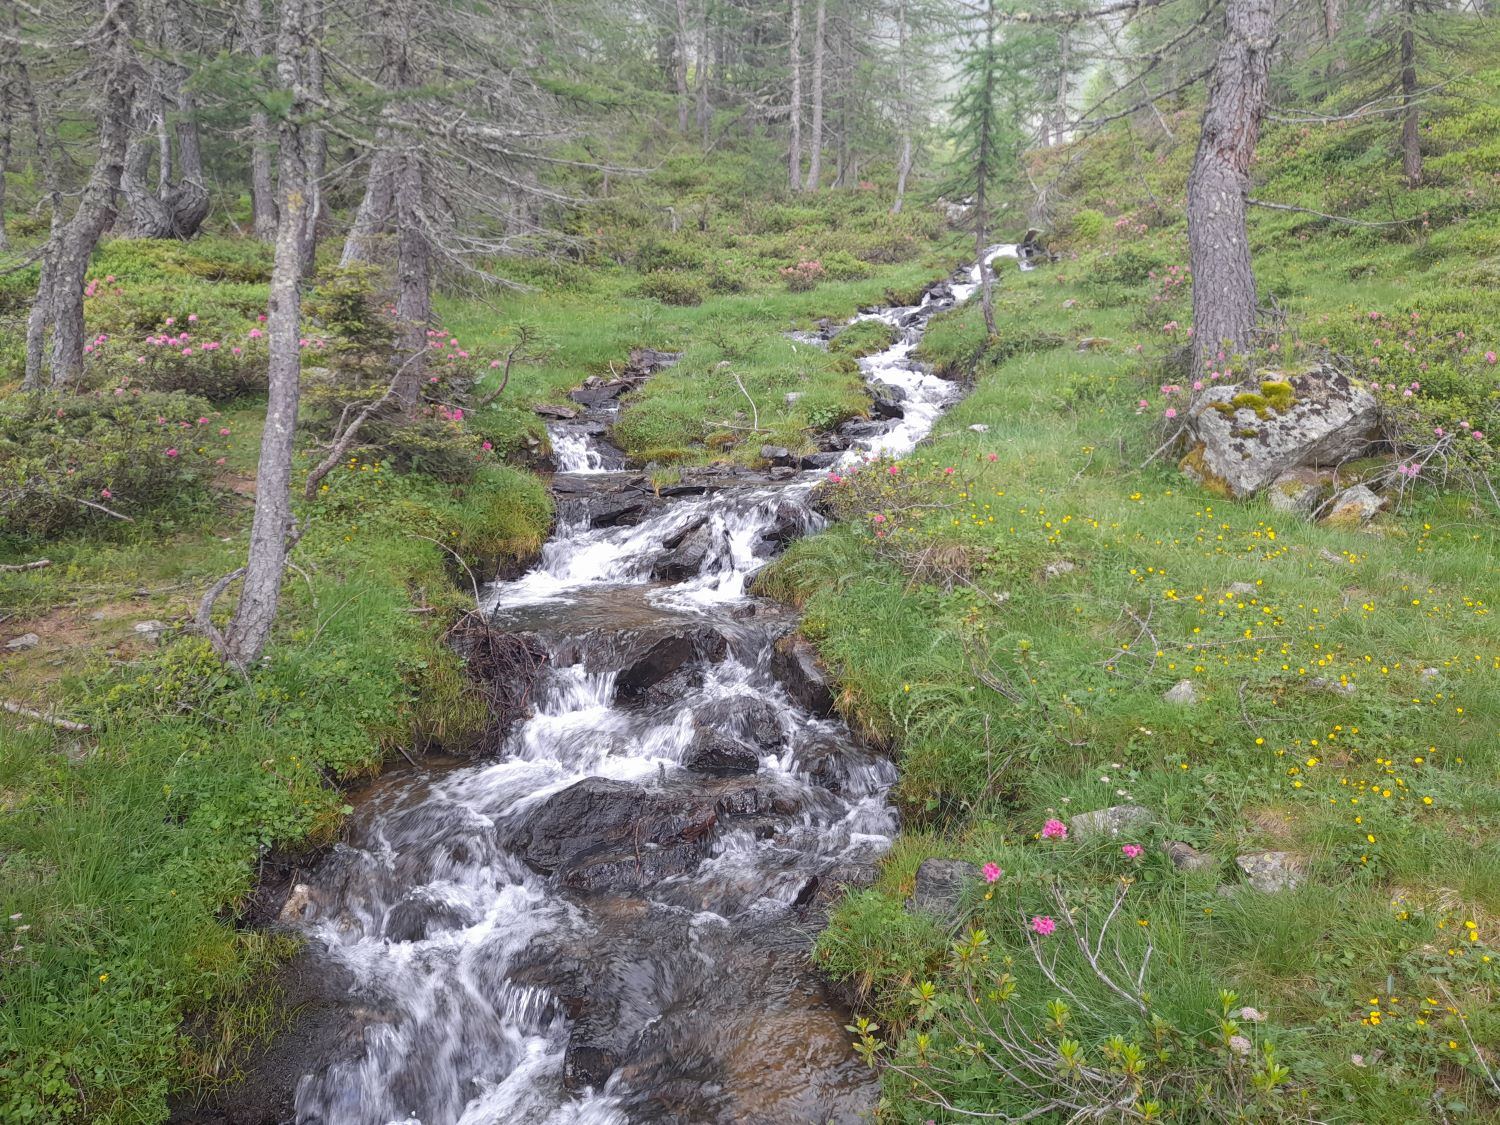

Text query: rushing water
(285, 248), (1017, 1125)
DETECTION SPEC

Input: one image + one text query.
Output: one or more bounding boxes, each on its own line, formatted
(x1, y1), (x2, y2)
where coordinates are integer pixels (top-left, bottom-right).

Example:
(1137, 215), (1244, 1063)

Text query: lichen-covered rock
(1266, 467), (1332, 517)
(1235, 850), (1305, 892)
(906, 859), (981, 920)
(1181, 367), (1378, 498)
(1069, 805), (1153, 841)
(1163, 679), (1198, 706)
(1319, 483), (1384, 528)
(1165, 841), (1217, 873)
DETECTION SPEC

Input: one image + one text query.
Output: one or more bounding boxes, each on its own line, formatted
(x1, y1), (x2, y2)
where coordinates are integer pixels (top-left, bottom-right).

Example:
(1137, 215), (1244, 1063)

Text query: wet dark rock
(869, 381), (906, 420)
(683, 728), (762, 776)
(384, 890), (475, 942)
(759, 444), (796, 467)
(167, 945), (360, 1125)
(907, 858), (980, 921)
(836, 419), (889, 443)
(504, 778), (720, 877)
(771, 634), (836, 717)
(570, 380), (636, 407)
(534, 403), (579, 420)
(615, 626), (729, 700)
(693, 695), (784, 752)
(753, 500), (813, 558)
(627, 347), (682, 375)
(800, 450), (840, 469)
(653, 521), (714, 581)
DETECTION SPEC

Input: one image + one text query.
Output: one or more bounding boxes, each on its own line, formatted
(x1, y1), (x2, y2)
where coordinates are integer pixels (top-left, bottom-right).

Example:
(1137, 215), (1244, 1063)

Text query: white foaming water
(288, 253), (1011, 1125)
(548, 426), (608, 474)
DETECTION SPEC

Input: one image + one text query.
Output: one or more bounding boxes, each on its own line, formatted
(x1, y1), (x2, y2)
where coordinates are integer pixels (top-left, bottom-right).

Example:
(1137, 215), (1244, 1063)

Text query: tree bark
(25, 0), (138, 390)
(976, 0), (997, 337)
(1053, 28), (1070, 146)
(1400, 2), (1421, 188)
(695, 0), (710, 146)
(788, 0), (801, 191)
(674, 0), (691, 133)
(121, 0), (208, 239)
(890, 0), (910, 214)
(1186, 0), (1276, 372)
(806, 0), (825, 190)
(391, 149), (431, 408)
(163, 0), (208, 237)
(220, 0), (318, 670)
(340, 145), (397, 266)
(246, 0), (277, 240)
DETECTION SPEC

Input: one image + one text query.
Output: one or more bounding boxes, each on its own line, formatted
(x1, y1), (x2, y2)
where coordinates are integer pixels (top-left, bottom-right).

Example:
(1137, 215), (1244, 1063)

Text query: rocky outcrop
(1180, 367), (1379, 498)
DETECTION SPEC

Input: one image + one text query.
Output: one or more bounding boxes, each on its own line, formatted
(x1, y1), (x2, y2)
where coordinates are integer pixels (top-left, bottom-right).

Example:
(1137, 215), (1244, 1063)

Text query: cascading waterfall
(285, 248), (1018, 1125)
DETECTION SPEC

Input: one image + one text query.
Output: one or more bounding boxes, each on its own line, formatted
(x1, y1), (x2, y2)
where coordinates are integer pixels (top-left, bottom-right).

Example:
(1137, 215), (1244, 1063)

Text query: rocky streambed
(209, 250), (1016, 1125)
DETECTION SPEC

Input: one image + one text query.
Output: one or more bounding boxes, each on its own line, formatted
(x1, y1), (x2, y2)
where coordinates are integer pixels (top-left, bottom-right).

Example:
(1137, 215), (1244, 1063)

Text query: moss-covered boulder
(1183, 366), (1379, 498)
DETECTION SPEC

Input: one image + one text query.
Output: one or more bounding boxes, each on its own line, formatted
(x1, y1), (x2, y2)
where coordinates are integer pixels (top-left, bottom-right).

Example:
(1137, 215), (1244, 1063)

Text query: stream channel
(277, 248), (1018, 1125)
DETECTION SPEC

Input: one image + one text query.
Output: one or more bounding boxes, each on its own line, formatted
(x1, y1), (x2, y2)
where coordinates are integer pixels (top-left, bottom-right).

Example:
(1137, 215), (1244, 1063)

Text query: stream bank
(190, 250), (1015, 1125)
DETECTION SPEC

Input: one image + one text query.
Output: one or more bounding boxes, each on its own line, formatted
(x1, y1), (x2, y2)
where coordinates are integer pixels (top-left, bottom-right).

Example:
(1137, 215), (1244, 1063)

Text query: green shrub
(632, 271), (705, 306)
(819, 248), (870, 280)
(1087, 246), (1171, 287)
(0, 391), (231, 538)
(1067, 208), (1108, 243)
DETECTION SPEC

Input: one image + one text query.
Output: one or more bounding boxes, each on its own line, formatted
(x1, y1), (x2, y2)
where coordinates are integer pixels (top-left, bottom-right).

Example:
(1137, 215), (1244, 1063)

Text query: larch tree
(805, 0), (826, 189)
(788, 0), (803, 189)
(1185, 0), (1277, 372)
(210, 0), (324, 670)
(245, 0), (278, 241)
(21, 0), (142, 391)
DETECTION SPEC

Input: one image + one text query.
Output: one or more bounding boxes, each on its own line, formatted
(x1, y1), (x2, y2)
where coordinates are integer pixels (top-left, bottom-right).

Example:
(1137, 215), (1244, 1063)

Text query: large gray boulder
(1181, 367), (1378, 498)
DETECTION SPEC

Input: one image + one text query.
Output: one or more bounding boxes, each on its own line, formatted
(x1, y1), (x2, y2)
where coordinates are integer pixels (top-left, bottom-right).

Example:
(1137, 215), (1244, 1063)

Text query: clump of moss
(1212, 378), (1299, 420)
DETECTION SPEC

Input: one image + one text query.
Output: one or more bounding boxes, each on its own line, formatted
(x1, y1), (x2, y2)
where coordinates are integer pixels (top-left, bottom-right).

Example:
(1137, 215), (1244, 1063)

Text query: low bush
(632, 270), (705, 306)
(0, 390), (232, 538)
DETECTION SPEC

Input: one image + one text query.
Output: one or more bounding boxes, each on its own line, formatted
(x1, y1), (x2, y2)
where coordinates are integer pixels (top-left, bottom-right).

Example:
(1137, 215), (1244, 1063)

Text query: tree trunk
(340, 145), (397, 266)
(247, 0), (277, 240)
(788, 0), (801, 191)
(221, 0), (317, 671)
(28, 1), (138, 389)
(674, 0), (691, 133)
(1186, 0), (1276, 372)
(1400, 3), (1421, 188)
(695, 0), (710, 146)
(1053, 28), (1070, 146)
(976, 1), (997, 337)
(806, 0), (825, 190)
(1324, 0), (1341, 42)
(391, 150), (431, 408)
(162, 1), (209, 237)
(891, 0), (910, 214)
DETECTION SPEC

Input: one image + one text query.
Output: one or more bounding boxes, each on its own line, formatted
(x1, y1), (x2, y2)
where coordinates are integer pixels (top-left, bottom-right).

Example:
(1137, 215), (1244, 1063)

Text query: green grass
(779, 34), (1500, 1122)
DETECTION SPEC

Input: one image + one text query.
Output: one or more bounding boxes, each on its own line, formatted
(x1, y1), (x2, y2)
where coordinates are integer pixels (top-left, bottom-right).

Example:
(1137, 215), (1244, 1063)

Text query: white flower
(1239, 1007), (1265, 1023)
(1229, 1035), (1252, 1057)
